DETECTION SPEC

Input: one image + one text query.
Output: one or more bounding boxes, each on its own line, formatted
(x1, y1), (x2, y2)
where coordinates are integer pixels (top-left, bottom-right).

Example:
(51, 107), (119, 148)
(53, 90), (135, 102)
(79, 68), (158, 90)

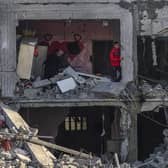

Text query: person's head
(74, 33), (82, 41)
(113, 41), (120, 49)
(44, 33), (53, 41)
(56, 49), (64, 57)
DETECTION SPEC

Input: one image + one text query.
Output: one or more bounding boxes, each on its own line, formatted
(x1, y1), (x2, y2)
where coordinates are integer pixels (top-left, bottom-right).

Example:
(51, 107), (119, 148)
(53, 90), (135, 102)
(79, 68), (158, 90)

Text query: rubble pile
(15, 66), (125, 99)
(140, 80), (168, 98)
(0, 103), (56, 168)
(0, 103), (132, 168)
(132, 129), (168, 168)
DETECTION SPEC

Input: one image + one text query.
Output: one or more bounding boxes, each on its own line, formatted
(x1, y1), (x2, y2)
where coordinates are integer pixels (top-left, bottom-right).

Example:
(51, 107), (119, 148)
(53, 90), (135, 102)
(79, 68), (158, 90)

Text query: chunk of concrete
(25, 142), (55, 168)
(17, 43), (35, 80)
(24, 88), (42, 98)
(63, 67), (86, 84)
(92, 82), (126, 97)
(32, 79), (51, 88)
(57, 78), (77, 93)
(16, 153), (31, 163)
(0, 103), (30, 133)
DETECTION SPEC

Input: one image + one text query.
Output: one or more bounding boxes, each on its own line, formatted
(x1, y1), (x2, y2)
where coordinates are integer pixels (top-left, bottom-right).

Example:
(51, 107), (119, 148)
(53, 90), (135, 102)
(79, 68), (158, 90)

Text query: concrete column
(127, 102), (140, 162)
(0, 6), (17, 97)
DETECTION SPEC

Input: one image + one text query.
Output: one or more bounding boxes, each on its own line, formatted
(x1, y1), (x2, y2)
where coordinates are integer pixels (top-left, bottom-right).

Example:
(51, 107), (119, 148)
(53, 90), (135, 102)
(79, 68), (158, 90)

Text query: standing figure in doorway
(109, 42), (123, 82)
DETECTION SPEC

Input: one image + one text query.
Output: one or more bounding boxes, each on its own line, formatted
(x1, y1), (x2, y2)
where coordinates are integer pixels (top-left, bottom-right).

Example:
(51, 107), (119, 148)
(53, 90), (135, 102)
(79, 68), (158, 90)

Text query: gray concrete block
(63, 67), (86, 84)
(32, 79), (51, 88)
(57, 77), (77, 93)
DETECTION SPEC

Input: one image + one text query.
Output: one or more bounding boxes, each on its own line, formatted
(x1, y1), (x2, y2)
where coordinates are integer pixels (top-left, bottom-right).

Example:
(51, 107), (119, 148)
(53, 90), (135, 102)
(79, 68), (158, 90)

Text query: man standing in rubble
(109, 41), (123, 82)
(44, 48), (69, 78)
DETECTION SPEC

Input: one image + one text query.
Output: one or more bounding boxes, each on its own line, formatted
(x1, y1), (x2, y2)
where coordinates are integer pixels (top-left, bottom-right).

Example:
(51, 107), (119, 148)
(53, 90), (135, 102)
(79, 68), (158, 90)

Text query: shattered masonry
(1, 0), (168, 166)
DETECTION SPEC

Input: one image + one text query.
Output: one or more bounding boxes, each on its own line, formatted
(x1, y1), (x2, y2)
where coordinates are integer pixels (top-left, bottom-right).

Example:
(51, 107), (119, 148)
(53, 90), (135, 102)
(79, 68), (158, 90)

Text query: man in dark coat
(44, 49), (69, 78)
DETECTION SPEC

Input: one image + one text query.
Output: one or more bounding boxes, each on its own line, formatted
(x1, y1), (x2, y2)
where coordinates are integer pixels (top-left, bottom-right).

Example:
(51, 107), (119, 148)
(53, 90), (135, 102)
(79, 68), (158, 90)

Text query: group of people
(37, 33), (123, 82)
(37, 33), (84, 78)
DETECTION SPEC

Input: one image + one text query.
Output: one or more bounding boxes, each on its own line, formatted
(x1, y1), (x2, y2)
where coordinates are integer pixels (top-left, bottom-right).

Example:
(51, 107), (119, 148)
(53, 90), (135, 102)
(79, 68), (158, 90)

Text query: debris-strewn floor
(15, 66), (126, 100)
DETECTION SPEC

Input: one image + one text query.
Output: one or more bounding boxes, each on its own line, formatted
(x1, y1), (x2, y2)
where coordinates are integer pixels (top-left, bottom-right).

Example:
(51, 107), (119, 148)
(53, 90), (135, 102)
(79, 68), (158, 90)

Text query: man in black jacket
(44, 49), (69, 78)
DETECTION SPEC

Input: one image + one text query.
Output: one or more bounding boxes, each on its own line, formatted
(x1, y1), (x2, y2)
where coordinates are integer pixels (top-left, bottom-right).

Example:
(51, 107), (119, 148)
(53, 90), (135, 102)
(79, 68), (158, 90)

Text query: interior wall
(19, 107), (69, 139)
(18, 20), (120, 73)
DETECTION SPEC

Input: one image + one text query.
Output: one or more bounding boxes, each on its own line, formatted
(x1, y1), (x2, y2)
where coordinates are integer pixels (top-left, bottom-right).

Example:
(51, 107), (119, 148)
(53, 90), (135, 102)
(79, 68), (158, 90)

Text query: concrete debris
(92, 82), (126, 97)
(0, 103), (56, 168)
(57, 77), (77, 93)
(140, 80), (168, 98)
(15, 66), (126, 99)
(0, 103), (134, 167)
(32, 79), (51, 88)
(132, 129), (168, 168)
(63, 66), (86, 84)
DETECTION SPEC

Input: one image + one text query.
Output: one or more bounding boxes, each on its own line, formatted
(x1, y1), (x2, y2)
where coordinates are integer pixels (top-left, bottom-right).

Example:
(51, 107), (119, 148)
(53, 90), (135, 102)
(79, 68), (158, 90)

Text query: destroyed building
(1, 0), (168, 167)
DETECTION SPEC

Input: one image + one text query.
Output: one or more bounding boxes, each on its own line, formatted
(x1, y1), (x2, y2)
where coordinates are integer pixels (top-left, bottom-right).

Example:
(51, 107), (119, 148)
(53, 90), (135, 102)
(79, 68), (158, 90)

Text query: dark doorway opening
(92, 40), (114, 76)
(55, 106), (115, 156)
(138, 109), (167, 160)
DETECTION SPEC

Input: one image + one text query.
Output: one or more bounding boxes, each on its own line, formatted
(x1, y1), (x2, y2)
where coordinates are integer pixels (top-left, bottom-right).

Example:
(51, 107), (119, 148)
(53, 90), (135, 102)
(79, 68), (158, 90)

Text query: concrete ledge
(8, 98), (127, 108)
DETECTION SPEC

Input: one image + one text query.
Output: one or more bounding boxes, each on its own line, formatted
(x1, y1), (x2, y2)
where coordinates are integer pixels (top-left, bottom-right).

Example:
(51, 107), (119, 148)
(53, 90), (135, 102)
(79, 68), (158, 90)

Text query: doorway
(92, 40), (114, 76)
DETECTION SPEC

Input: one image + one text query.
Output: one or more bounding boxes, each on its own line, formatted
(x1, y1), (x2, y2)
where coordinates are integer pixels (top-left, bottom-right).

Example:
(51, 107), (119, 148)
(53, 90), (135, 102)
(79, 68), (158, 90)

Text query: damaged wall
(138, 1), (168, 36)
(0, 0), (134, 97)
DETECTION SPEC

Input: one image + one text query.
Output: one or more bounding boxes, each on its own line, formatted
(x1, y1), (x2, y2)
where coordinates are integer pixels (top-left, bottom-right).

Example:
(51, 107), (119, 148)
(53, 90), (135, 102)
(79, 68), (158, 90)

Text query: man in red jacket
(109, 42), (123, 82)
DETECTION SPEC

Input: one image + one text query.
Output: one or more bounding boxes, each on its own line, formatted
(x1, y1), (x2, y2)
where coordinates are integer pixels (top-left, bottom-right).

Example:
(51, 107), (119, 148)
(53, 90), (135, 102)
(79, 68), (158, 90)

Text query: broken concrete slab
(0, 103), (30, 133)
(92, 82), (126, 97)
(17, 43), (35, 80)
(57, 77), (77, 93)
(24, 88), (42, 98)
(0, 103), (120, 167)
(63, 66), (86, 84)
(25, 142), (55, 168)
(32, 79), (51, 88)
(141, 101), (162, 112)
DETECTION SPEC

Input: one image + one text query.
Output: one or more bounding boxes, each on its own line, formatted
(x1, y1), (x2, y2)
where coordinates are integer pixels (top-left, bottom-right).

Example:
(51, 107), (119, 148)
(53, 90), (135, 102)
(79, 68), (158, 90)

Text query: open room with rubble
(15, 20), (123, 100)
